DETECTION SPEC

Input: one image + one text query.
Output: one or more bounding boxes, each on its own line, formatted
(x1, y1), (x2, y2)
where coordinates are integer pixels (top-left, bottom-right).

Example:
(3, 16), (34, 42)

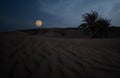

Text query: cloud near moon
(38, 0), (120, 26)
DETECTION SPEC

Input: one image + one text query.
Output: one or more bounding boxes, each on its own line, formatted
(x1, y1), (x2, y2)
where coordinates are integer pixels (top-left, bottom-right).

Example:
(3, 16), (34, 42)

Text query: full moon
(35, 20), (42, 27)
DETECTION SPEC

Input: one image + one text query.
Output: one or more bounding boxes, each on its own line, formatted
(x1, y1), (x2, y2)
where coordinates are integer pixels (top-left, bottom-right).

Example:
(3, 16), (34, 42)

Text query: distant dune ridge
(0, 28), (120, 78)
(20, 27), (120, 38)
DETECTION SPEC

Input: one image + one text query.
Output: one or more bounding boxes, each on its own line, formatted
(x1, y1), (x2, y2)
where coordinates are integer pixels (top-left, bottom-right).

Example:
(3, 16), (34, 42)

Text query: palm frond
(82, 11), (99, 25)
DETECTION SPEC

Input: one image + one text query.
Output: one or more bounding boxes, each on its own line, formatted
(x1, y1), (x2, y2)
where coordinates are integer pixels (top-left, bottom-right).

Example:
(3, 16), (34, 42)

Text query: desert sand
(0, 30), (120, 78)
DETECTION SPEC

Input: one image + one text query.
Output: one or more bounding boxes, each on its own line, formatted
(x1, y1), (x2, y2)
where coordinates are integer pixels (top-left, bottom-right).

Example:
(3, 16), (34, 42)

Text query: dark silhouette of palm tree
(82, 11), (99, 37)
(80, 11), (111, 38)
(96, 18), (111, 38)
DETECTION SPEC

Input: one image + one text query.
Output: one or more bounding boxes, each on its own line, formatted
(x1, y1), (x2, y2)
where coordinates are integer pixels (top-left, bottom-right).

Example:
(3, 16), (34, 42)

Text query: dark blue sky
(0, 0), (120, 32)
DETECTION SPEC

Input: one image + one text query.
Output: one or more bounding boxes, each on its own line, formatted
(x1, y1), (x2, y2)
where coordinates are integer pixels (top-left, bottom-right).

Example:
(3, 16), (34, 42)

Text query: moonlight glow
(35, 20), (42, 27)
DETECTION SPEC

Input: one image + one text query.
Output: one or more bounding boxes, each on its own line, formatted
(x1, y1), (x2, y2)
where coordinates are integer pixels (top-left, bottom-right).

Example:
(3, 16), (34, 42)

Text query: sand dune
(20, 27), (120, 38)
(0, 32), (120, 78)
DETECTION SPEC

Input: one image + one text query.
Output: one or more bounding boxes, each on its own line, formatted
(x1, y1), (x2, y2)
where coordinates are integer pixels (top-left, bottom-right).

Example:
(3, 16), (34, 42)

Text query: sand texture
(0, 31), (120, 78)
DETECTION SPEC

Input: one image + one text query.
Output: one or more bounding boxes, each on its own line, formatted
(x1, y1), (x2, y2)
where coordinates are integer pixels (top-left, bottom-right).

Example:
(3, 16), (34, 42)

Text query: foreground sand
(0, 32), (120, 78)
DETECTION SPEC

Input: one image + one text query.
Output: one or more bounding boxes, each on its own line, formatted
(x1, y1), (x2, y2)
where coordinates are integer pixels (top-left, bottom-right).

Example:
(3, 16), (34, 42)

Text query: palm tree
(80, 11), (111, 38)
(96, 18), (111, 37)
(82, 11), (99, 38)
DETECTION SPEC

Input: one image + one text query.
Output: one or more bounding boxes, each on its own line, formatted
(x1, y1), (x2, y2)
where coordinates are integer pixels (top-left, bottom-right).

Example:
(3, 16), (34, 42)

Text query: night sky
(0, 0), (120, 32)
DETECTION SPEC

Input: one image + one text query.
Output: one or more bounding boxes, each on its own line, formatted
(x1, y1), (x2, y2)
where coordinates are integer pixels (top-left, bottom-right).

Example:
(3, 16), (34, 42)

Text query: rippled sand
(0, 32), (120, 78)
